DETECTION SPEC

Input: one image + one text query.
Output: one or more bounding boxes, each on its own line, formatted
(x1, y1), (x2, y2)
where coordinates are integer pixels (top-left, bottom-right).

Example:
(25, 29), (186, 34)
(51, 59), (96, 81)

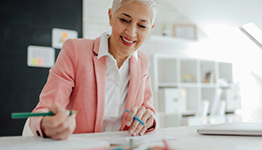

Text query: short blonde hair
(111, 0), (158, 25)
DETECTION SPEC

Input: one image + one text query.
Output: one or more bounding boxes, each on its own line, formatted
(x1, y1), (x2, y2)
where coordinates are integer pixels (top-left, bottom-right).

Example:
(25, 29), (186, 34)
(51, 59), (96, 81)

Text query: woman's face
(108, 1), (153, 58)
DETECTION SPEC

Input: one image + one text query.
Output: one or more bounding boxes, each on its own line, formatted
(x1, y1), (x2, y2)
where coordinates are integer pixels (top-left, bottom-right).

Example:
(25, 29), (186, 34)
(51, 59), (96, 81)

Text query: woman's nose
(125, 24), (137, 37)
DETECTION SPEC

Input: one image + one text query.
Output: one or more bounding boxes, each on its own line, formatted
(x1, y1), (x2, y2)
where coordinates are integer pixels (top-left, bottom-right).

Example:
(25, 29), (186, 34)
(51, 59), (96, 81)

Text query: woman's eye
(120, 18), (129, 22)
(138, 25), (147, 28)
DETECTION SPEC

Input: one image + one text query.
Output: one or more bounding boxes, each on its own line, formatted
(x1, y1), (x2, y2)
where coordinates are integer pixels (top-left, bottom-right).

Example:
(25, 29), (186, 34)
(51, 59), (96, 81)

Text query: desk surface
(0, 126), (262, 150)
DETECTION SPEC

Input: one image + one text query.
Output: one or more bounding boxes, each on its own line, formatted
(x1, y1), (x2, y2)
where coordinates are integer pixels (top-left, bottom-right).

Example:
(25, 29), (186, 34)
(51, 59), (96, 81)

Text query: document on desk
(0, 136), (109, 150)
(76, 131), (176, 149)
(0, 131), (176, 150)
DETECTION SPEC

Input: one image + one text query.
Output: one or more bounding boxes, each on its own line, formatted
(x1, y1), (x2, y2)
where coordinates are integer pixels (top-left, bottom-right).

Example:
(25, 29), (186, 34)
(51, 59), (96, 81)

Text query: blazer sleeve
(29, 39), (78, 137)
(141, 57), (158, 132)
(143, 74), (158, 132)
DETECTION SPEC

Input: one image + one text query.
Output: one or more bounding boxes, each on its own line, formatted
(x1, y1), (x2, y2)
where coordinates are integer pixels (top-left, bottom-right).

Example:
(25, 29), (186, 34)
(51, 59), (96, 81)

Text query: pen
(11, 110), (79, 119)
(126, 109), (145, 125)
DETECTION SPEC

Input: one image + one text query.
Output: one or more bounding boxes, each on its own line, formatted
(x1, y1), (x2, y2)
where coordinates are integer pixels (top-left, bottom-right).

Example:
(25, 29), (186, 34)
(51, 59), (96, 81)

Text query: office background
(84, 0), (262, 125)
(1, 0), (262, 136)
(0, 0), (82, 136)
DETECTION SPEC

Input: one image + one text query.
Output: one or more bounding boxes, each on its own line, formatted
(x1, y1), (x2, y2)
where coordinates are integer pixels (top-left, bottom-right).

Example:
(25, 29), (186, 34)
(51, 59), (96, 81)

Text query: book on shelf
(204, 70), (215, 83)
(181, 74), (193, 83)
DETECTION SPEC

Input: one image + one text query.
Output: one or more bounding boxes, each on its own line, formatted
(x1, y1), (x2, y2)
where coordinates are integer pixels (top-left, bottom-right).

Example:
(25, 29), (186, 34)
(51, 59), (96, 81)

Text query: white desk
(0, 126), (262, 150)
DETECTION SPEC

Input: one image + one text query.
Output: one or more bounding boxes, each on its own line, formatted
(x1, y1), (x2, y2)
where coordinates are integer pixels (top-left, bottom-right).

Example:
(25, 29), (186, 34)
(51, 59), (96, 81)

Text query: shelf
(180, 59), (198, 83)
(219, 62), (233, 83)
(180, 83), (199, 88)
(158, 112), (177, 116)
(200, 61), (216, 83)
(158, 111), (195, 116)
(158, 83), (218, 88)
(201, 84), (217, 88)
(158, 83), (178, 88)
(219, 85), (233, 89)
(157, 58), (178, 83)
(152, 54), (238, 127)
(149, 35), (197, 44)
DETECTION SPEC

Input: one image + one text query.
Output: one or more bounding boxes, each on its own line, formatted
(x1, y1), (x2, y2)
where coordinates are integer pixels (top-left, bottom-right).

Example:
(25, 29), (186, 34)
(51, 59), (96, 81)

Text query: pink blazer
(29, 37), (156, 137)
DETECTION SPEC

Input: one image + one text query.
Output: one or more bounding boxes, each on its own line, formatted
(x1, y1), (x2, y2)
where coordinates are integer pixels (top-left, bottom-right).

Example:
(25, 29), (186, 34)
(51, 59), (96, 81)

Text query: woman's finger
(128, 106), (146, 136)
(41, 104), (71, 137)
(135, 110), (152, 135)
(126, 106), (139, 127)
(140, 117), (154, 135)
(46, 114), (75, 135)
(49, 115), (76, 140)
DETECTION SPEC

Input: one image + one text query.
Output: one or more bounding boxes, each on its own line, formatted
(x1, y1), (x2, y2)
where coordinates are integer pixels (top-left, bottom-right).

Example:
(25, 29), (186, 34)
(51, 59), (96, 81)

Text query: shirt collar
(97, 32), (138, 62)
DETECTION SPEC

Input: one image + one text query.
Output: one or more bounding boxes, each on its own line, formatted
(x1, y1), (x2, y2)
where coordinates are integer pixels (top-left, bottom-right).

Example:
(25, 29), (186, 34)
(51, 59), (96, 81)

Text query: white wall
(83, 0), (113, 39)
(167, 0), (262, 29)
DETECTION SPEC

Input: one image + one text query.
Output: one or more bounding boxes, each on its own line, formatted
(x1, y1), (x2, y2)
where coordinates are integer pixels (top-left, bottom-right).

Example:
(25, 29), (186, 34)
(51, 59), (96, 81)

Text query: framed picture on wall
(173, 24), (197, 40)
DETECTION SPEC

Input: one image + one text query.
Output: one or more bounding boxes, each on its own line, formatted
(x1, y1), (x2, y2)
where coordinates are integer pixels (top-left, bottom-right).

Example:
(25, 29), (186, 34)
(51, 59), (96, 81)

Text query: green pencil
(11, 110), (79, 119)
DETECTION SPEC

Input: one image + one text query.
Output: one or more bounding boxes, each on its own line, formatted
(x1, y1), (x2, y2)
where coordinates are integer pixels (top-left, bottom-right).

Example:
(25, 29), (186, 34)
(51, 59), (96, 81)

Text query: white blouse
(97, 32), (138, 131)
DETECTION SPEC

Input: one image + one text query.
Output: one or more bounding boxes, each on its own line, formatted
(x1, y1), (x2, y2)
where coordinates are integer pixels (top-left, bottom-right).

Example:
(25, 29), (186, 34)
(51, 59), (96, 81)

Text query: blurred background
(1, 0), (262, 136)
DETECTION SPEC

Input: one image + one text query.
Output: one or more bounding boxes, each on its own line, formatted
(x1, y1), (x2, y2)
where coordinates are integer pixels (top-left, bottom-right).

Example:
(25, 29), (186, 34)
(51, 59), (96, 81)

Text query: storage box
(159, 88), (186, 114)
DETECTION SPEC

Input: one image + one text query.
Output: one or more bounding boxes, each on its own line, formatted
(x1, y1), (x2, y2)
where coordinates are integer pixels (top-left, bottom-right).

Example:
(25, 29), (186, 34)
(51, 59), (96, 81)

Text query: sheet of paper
(74, 131), (176, 150)
(0, 136), (109, 150)
(27, 45), (55, 68)
(52, 28), (78, 49)
(0, 131), (176, 150)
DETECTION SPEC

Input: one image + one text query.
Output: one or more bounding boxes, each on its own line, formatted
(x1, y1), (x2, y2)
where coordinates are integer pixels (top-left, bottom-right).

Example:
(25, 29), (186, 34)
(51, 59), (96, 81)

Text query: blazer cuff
(29, 116), (43, 137)
(145, 118), (157, 133)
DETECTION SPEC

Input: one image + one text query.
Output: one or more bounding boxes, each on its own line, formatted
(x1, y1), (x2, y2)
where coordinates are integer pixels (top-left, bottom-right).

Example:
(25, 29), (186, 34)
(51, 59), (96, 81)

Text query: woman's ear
(108, 8), (112, 26)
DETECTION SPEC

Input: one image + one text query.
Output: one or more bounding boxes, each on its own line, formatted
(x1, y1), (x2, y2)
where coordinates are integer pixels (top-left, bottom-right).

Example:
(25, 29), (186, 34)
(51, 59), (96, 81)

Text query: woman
(30, 0), (158, 140)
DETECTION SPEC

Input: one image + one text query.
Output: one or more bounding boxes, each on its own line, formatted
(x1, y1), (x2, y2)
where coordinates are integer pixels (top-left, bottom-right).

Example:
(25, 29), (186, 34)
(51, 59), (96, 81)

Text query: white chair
(22, 118), (34, 136)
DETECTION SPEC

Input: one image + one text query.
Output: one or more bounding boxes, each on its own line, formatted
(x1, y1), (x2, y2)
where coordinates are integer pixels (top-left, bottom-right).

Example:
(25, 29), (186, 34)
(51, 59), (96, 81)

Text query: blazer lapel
(93, 38), (106, 132)
(121, 56), (141, 130)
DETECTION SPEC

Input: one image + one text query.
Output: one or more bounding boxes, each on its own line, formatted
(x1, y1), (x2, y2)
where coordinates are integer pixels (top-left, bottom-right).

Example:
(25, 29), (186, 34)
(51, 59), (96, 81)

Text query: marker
(126, 109), (145, 125)
(11, 110), (79, 119)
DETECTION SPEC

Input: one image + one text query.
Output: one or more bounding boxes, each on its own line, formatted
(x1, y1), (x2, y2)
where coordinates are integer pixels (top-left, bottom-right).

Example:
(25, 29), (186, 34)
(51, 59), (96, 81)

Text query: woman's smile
(120, 36), (136, 46)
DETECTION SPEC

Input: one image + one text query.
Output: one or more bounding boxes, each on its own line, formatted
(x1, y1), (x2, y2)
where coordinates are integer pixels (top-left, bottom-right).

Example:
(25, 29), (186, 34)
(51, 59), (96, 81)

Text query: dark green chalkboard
(0, 0), (82, 136)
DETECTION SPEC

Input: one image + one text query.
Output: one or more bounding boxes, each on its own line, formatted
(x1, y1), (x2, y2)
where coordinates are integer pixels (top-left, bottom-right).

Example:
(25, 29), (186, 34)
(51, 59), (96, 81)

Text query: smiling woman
(108, 0), (155, 68)
(29, 0), (159, 140)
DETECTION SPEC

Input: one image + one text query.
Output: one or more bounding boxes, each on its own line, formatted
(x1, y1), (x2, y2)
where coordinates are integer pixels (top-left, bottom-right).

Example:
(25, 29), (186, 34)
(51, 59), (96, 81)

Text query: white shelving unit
(152, 54), (241, 128)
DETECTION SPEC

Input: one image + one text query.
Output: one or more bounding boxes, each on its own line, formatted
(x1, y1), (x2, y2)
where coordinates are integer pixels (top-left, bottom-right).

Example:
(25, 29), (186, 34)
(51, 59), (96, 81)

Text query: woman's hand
(41, 104), (76, 140)
(126, 106), (155, 136)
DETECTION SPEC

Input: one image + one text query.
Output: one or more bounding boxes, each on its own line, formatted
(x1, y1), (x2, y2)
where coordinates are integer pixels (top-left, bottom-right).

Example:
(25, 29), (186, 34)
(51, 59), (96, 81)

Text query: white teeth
(122, 36), (134, 44)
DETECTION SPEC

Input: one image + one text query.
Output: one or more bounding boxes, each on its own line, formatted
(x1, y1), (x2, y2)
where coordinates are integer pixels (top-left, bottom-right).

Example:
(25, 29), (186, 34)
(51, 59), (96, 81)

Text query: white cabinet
(152, 54), (241, 127)
(159, 88), (186, 114)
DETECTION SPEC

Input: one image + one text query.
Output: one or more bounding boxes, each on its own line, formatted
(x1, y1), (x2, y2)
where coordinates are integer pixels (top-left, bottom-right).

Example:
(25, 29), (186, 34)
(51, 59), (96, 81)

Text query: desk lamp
(240, 22), (262, 50)
(239, 23), (262, 86)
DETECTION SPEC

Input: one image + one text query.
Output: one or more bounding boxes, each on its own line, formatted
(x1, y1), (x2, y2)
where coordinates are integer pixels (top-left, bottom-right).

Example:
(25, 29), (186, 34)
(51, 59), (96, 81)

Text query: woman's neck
(108, 38), (128, 69)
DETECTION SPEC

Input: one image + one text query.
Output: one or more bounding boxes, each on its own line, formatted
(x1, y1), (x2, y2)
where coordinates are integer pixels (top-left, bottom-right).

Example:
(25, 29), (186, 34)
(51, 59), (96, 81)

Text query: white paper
(0, 131), (176, 150)
(27, 45), (55, 68)
(52, 28), (78, 49)
(0, 136), (109, 150)
(74, 131), (176, 149)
